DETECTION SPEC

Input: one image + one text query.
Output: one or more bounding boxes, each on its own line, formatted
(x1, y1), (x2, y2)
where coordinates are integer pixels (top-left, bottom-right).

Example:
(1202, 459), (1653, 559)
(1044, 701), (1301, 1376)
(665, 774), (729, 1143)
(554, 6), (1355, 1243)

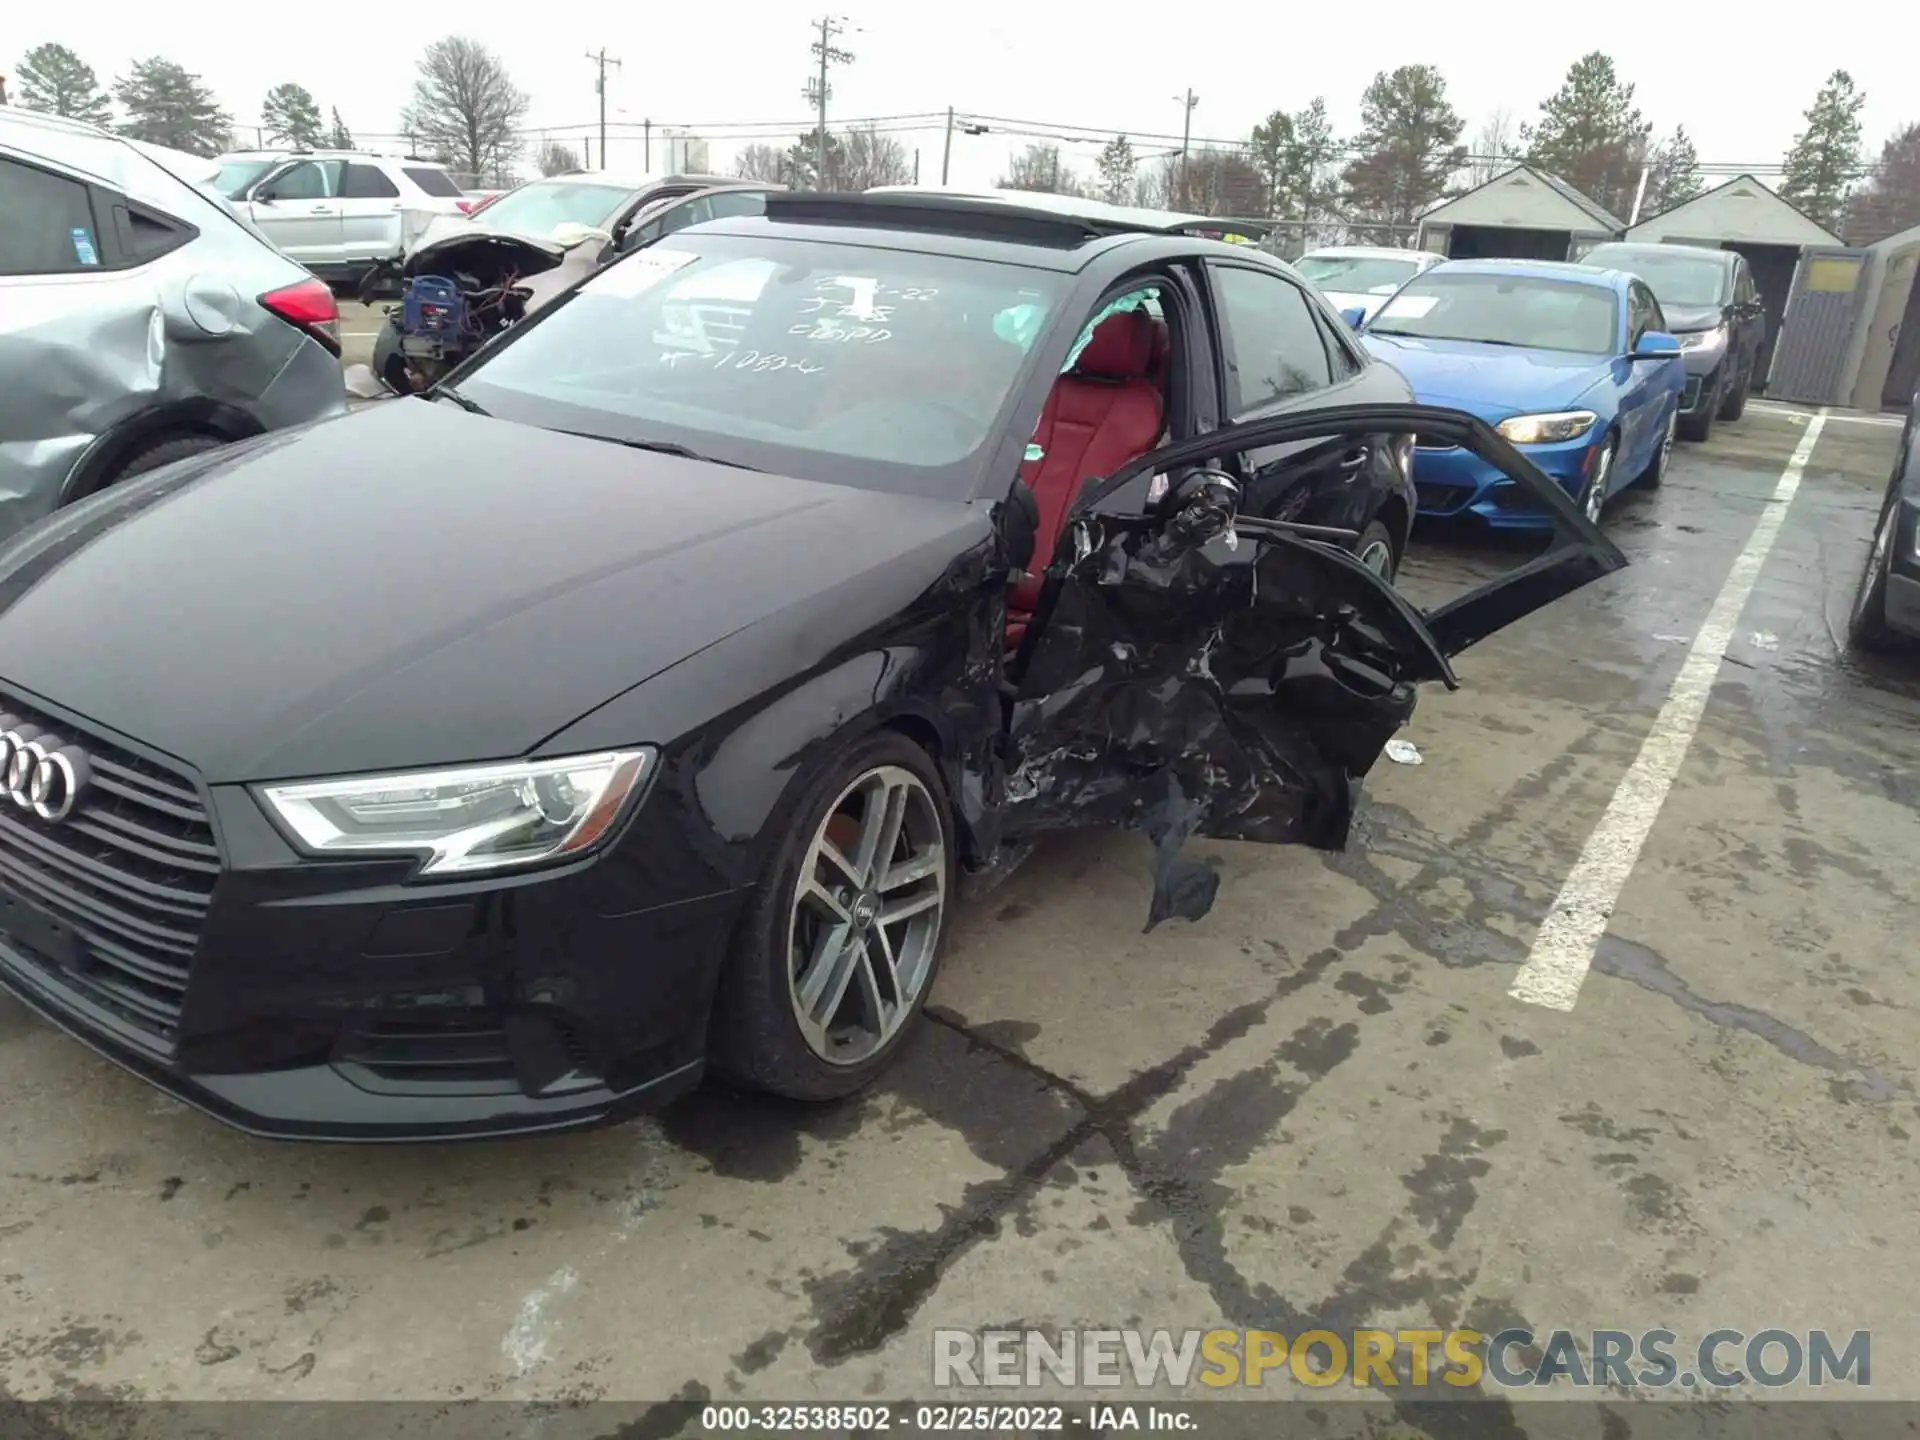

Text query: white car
(211, 149), (468, 281)
(1295, 246), (1448, 322)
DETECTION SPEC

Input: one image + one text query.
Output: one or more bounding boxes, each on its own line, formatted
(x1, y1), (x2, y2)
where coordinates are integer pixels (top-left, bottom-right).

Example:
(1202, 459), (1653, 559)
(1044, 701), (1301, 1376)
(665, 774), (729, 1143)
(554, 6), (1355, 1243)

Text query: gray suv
(0, 109), (346, 542)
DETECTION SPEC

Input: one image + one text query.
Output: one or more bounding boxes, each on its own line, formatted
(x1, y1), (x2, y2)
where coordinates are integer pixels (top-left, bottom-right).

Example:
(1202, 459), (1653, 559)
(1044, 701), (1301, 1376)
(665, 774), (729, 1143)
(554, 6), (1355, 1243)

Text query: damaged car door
(1000, 403), (1625, 923)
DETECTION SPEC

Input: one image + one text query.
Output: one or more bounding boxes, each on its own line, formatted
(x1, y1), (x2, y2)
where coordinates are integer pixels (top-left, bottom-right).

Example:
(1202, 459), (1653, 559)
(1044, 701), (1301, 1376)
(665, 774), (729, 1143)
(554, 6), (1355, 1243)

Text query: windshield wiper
(431, 386), (491, 416)
(555, 431), (761, 472)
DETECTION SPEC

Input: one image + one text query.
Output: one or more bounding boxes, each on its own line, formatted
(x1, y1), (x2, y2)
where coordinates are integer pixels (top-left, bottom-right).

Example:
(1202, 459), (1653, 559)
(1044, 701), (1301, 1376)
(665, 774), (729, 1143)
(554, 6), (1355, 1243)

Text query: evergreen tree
(113, 58), (229, 156)
(1096, 134), (1137, 204)
(261, 83), (324, 149)
(1251, 99), (1343, 223)
(1842, 122), (1920, 243)
(1520, 51), (1650, 217)
(1779, 70), (1865, 231)
(16, 43), (112, 125)
(1249, 109), (1296, 216)
(326, 107), (354, 149)
(1640, 125), (1703, 217)
(1341, 66), (1465, 234)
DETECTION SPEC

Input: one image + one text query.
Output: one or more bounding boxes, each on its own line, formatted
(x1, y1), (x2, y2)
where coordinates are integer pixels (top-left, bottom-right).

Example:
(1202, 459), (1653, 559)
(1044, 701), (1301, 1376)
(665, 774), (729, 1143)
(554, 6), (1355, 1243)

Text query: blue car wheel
(1581, 436), (1617, 525)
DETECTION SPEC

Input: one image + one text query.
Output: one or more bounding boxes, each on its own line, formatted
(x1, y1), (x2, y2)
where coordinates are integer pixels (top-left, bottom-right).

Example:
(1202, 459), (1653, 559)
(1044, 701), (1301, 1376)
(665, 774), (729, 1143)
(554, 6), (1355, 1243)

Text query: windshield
(474, 181), (634, 236)
(215, 159), (278, 199)
(1296, 254), (1420, 296)
(458, 233), (1067, 498)
(1369, 272), (1620, 354)
(1585, 248), (1729, 310)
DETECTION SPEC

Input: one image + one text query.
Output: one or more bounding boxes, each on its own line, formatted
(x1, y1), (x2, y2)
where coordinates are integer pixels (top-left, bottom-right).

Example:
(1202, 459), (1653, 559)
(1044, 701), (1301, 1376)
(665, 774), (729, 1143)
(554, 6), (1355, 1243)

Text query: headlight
(1678, 327), (1727, 353)
(258, 748), (655, 876)
(1496, 411), (1598, 445)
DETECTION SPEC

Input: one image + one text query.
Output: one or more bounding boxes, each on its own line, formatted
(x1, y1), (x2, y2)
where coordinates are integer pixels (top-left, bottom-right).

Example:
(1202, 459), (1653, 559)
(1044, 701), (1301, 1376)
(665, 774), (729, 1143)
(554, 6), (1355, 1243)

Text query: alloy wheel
(787, 765), (946, 1066)
(1584, 443), (1614, 525)
(1658, 411), (1676, 477)
(1851, 504), (1893, 631)
(1357, 538), (1394, 579)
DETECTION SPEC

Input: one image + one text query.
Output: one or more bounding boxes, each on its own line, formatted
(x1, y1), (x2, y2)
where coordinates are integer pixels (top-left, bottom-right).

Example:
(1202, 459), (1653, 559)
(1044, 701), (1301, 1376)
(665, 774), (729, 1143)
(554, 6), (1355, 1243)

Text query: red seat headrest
(1146, 318), (1170, 374)
(1073, 309), (1156, 382)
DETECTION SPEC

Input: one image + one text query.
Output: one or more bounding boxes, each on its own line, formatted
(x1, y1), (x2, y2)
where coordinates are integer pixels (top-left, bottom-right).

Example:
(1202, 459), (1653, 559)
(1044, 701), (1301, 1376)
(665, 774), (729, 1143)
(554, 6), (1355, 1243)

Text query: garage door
(1767, 248), (1872, 404)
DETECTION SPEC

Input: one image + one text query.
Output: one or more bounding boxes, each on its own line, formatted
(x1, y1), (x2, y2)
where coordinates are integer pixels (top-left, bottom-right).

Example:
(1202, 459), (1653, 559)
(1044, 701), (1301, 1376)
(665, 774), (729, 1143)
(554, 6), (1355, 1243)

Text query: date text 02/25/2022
(698, 1403), (1196, 1431)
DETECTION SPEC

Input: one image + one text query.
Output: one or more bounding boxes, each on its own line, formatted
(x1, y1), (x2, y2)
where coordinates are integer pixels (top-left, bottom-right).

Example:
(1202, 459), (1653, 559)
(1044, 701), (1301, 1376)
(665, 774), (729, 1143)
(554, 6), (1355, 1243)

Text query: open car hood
(401, 228), (570, 279)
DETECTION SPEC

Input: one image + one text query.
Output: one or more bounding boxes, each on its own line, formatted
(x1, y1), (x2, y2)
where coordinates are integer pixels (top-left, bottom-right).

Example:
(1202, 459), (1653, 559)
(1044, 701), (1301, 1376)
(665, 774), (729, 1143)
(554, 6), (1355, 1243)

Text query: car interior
(1005, 286), (1180, 649)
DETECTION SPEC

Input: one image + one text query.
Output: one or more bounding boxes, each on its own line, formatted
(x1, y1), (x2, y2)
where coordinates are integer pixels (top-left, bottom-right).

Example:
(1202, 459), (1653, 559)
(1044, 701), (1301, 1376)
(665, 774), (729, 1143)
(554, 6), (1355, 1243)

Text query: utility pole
(1174, 90), (1198, 211)
(913, 148), (920, 183)
(1628, 158), (1653, 226)
(644, 118), (652, 170)
(586, 48), (622, 172)
(803, 15), (855, 189)
(941, 107), (954, 185)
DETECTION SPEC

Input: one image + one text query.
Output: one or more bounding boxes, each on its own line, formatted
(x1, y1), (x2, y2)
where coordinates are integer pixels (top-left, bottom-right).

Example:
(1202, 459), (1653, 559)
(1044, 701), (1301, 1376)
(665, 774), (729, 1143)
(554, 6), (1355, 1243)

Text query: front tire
(1354, 519), (1397, 583)
(1847, 498), (1905, 653)
(709, 731), (955, 1100)
(1579, 436), (1618, 525)
(1718, 363), (1749, 421)
(106, 433), (224, 486)
(1636, 407), (1677, 490)
(1679, 377), (1716, 442)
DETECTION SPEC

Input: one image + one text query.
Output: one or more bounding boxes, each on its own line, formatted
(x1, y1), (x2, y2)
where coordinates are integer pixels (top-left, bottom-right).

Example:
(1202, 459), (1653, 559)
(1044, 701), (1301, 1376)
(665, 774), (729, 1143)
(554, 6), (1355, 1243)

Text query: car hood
(1360, 333), (1608, 420)
(0, 402), (972, 783)
(1661, 302), (1725, 334)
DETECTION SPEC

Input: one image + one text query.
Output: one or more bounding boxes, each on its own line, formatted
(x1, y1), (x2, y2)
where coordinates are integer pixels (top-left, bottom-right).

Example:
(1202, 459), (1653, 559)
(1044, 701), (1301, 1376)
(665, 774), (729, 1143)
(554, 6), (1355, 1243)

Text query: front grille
(0, 693), (215, 1049)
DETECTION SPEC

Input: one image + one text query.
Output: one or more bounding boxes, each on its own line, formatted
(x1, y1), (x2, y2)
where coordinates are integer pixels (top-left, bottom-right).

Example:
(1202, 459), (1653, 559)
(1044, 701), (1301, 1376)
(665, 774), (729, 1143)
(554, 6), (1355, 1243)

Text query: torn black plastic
(996, 403), (1628, 931)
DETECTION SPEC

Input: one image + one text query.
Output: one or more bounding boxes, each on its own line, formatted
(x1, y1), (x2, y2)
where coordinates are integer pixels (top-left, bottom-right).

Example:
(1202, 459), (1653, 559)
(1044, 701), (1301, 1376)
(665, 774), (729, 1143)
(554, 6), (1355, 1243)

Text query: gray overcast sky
(17, 0), (1913, 189)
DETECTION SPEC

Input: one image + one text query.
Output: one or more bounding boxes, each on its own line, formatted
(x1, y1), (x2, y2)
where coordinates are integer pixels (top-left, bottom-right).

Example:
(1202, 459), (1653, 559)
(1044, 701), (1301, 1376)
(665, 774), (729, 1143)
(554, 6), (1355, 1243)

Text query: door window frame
(1204, 259), (1342, 416)
(0, 153), (197, 277)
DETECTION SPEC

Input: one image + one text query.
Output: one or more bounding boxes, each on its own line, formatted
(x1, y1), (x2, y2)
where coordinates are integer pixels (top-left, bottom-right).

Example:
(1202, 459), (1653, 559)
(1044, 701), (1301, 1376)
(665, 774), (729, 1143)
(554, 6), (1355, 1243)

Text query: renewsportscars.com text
(932, 1327), (1872, 1390)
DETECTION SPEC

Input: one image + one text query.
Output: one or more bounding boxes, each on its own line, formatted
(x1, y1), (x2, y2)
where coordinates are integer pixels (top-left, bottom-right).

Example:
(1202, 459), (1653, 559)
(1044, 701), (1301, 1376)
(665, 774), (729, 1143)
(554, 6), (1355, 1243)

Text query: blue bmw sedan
(1355, 259), (1686, 529)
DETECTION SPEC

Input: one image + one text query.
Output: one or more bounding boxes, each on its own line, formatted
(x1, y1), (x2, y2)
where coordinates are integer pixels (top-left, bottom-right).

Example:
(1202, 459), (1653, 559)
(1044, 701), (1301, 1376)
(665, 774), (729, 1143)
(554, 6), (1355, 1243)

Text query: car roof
(1424, 257), (1633, 290)
(214, 149), (452, 164)
(695, 192), (1273, 274)
(863, 184), (1220, 233)
(1584, 241), (1736, 267)
(1, 108), (110, 143)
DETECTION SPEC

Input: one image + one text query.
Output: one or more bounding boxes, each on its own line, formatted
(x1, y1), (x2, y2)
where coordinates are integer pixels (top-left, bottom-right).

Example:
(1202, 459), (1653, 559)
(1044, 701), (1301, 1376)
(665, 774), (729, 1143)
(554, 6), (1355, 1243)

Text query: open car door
(999, 403), (1626, 927)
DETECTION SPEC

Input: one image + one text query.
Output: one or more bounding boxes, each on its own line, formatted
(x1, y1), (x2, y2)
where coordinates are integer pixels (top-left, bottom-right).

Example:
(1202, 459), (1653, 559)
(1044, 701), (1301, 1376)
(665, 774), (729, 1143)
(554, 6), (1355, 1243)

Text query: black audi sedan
(1848, 389), (1920, 652)
(0, 192), (1625, 1141)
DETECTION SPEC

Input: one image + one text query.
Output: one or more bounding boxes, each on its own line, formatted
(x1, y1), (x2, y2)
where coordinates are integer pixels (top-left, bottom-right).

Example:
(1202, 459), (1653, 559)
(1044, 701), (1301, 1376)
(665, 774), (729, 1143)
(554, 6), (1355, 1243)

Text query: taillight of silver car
(258, 277), (343, 356)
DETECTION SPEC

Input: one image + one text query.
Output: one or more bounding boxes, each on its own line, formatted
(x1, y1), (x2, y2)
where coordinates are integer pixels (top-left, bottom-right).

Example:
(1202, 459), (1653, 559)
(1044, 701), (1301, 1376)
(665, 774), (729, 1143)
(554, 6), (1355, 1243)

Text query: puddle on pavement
(1593, 935), (1904, 1103)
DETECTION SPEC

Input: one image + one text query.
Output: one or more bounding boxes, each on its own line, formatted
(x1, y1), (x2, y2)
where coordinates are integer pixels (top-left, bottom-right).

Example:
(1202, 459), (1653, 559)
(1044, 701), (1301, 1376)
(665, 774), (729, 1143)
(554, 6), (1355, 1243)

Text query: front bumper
(0, 686), (739, 1142)
(1411, 432), (1599, 531)
(1678, 356), (1723, 417)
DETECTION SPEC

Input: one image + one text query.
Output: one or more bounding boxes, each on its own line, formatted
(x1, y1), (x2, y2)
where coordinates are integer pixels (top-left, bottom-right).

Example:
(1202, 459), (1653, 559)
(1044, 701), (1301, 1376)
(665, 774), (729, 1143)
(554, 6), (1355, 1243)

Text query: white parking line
(1749, 400), (1901, 429)
(1508, 409), (1829, 1011)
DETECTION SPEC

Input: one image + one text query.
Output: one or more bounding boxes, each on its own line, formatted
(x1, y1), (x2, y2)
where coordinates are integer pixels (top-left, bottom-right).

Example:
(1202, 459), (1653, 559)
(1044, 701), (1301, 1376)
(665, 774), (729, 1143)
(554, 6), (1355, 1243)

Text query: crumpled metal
(1002, 515), (1419, 929)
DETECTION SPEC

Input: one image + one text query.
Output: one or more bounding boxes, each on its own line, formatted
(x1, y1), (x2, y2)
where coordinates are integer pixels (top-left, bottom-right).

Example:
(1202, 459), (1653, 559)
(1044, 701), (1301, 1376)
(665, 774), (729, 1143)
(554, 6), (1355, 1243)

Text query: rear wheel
(1847, 498), (1905, 653)
(1354, 519), (1397, 583)
(1580, 436), (1618, 525)
(710, 731), (954, 1100)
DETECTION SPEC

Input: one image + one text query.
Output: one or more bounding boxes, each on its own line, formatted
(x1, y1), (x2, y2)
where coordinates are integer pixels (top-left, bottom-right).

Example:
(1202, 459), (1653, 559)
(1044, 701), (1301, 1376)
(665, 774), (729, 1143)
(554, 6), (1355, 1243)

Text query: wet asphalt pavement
(1, 404), (1915, 1426)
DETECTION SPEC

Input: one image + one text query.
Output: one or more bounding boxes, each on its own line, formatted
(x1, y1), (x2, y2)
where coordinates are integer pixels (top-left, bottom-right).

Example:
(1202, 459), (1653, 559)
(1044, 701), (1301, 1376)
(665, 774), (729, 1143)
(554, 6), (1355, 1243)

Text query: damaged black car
(0, 193), (1625, 1142)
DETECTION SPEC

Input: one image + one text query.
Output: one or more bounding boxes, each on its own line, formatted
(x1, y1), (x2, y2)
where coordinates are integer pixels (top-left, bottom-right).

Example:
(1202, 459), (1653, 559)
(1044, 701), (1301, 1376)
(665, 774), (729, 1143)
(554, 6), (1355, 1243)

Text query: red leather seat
(1007, 309), (1165, 647)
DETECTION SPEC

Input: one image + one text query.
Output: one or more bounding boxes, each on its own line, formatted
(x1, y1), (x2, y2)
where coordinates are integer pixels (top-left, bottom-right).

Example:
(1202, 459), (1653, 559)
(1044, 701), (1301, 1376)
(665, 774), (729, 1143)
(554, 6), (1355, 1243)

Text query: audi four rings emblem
(0, 715), (91, 823)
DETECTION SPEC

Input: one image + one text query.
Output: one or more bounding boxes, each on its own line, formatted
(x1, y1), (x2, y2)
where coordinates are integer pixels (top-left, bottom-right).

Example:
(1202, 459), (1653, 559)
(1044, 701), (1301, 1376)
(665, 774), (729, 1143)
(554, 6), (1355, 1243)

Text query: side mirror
(1339, 305), (1368, 331)
(1631, 330), (1682, 359)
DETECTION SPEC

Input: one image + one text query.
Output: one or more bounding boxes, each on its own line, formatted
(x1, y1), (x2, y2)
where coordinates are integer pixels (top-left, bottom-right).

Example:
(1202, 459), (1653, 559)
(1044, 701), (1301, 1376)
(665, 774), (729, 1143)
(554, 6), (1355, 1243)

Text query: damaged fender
(1000, 403), (1626, 929)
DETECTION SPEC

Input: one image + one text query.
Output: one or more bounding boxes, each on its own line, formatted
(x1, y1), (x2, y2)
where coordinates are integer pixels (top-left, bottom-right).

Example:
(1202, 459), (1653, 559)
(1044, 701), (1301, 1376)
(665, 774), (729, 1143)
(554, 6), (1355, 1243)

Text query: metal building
(1415, 164), (1624, 263)
(1832, 224), (1920, 412)
(1625, 174), (1842, 394)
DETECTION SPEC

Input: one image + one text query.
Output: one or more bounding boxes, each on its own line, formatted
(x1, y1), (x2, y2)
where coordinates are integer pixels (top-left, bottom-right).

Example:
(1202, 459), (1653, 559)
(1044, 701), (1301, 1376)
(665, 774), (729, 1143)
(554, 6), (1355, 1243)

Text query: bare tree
(997, 142), (1090, 196)
(400, 36), (528, 188)
(733, 142), (789, 182)
(538, 140), (581, 176)
(838, 124), (912, 189)
(1136, 147), (1261, 216)
(1467, 108), (1518, 187)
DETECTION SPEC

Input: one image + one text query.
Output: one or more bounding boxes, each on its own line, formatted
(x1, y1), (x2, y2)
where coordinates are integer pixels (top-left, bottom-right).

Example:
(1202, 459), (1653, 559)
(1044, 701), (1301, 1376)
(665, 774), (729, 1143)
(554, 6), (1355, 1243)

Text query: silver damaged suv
(0, 109), (347, 542)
